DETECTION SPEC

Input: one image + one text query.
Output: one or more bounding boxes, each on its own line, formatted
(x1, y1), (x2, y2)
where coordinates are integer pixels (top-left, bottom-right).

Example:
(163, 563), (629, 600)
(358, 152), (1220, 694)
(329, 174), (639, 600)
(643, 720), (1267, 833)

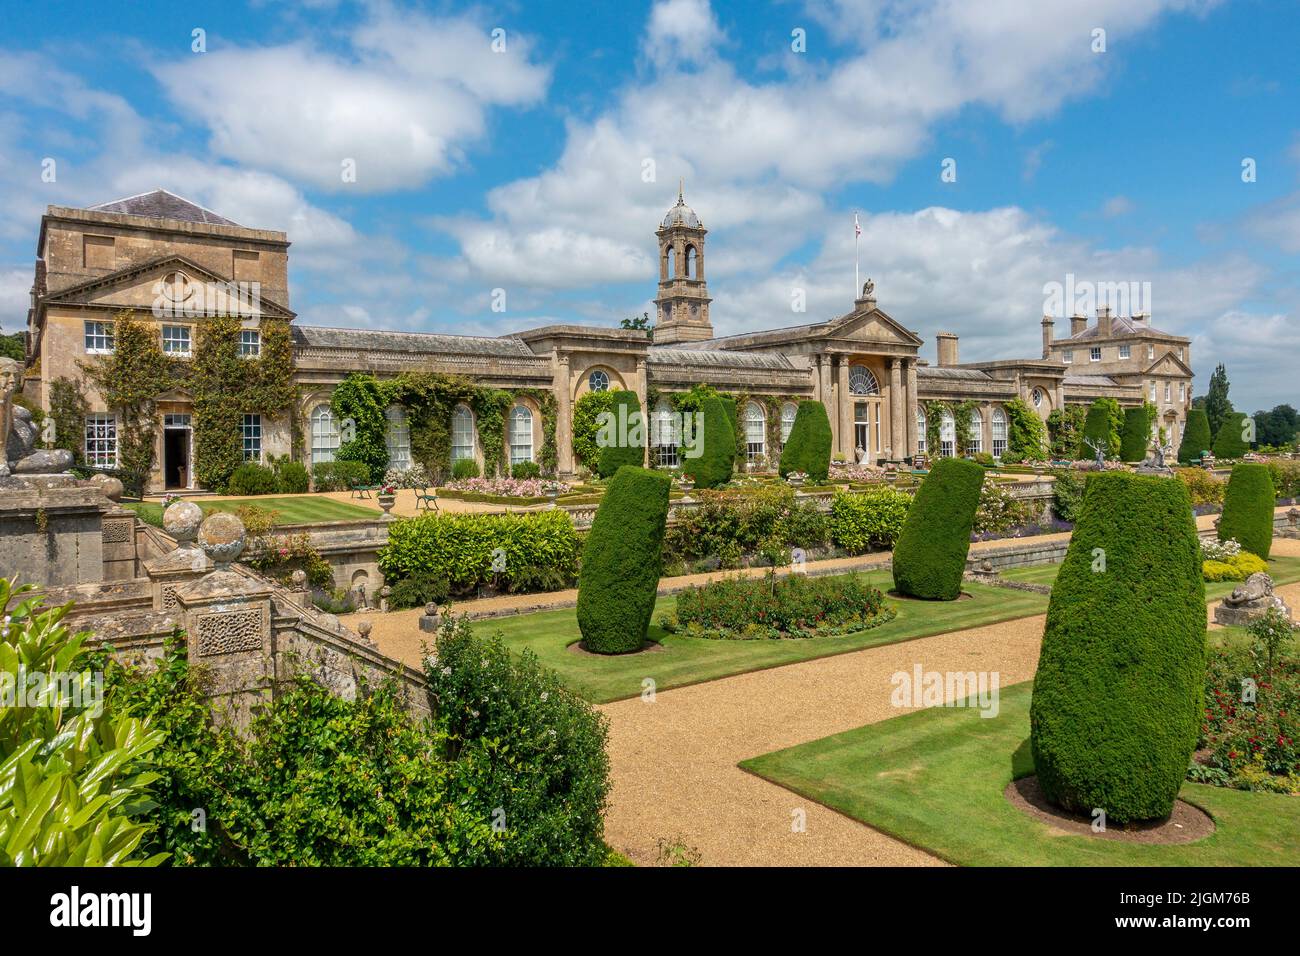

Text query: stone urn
(198, 511), (246, 569)
(163, 500), (204, 550)
(377, 490), (396, 519)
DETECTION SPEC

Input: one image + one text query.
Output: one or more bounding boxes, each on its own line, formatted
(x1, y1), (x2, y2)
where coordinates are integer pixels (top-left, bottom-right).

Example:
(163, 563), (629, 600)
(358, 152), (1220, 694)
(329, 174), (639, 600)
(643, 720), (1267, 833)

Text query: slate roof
(647, 347), (795, 371)
(916, 366), (994, 382)
(1062, 316), (1185, 341)
(292, 325), (536, 358)
(1063, 373), (1119, 387)
(87, 189), (241, 227)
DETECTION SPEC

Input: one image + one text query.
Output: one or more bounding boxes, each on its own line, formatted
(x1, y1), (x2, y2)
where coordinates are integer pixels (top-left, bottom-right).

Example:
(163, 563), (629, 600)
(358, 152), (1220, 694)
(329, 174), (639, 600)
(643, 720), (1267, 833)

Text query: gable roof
(86, 189), (240, 227)
(1061, 315), (1187, 343)
(291, 325), (536, 358)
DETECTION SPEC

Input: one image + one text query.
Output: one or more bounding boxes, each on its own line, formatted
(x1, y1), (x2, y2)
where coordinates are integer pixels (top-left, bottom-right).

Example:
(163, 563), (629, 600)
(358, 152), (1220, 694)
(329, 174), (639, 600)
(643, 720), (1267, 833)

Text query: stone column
(982, 401), (994, 455)
(888, 358), (903, 461)
(554, 351), (573, 476)
(836, 357), (853, 458)
(817, 354), (835, 448)
(635, 357), (649, 466)
(904, 360), (919, 457)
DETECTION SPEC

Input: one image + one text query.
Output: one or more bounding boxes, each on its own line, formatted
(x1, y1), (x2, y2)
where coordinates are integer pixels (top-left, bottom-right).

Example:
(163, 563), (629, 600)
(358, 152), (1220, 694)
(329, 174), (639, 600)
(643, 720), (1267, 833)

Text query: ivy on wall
(1046, 405), (1087, 459)
(571, 389), (620, 470)
(1003, 397), (1048, 462)
(922, 399), (980, 457)
(46, 376), (89, 466)
(646, 384), (804, 469)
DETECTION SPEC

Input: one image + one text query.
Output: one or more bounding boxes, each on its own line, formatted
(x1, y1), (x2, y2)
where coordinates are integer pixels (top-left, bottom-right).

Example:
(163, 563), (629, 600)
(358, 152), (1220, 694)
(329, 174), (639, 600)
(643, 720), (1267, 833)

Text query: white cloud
(644, 0), (725, 67)
(153, 11), (550, 192)
(1100, 195), (1135, 218)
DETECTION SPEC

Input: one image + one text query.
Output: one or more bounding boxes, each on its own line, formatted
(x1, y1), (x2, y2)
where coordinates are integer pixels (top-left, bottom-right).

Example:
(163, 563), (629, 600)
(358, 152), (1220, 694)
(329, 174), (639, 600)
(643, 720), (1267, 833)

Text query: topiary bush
(1178, 408), (1212, 464)
(1075, 401), (1113, 460)
(226, 462), (278, 496)
(1119, 406), (1150, 462)
(1218, 462), (1275, 558)
(891, 457), (984, 599)
(1030, 472), (1205, 823)
(778, 400), (833, 480)
(596, 390), (645, 478)
(829, 487), (912, 553)
(1212, 411), (1251, 459)
(681, 395), (735, 489)
(577, 465), (671, 654)
(272, 458), (310, 494)
(311, 459), (371, 491)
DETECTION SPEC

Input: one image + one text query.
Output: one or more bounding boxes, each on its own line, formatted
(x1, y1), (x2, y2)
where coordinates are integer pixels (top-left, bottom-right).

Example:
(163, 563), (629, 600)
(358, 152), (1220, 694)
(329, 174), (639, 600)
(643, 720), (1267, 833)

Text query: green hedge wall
(1075, 401), (1112, 459)
(378, 509), (579, 595)
(1218, 462), (1275, 559)
(1211, 411), (1250, 459)
(891, 457), (984, 600)
(829, 487), (913, 554)
(682, 396), (735, 489)
(596, 390), (645, 478)
(1177, 408), (1212, 464)
(577, 466), (671, 654)
(1030, 472), (1205, 823)
(778, 401), (833, 480)
(1119, 406), (1151, 462)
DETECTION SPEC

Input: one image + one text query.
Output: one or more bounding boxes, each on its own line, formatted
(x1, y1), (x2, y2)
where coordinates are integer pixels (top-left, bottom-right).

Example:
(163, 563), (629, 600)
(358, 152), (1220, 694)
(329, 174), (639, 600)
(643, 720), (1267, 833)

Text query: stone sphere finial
(89, 472), (124, 502)
(164, 500), (204, 546)
(198, 511), (246, 569)
(291, 568), (307, 589)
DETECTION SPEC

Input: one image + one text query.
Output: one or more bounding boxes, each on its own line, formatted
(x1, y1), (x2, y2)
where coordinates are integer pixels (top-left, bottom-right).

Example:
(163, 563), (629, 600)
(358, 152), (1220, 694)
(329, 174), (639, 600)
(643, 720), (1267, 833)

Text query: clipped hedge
(891, 457), (984, 599)
(378, 508), (579, 595)
(1177, 408), (1212, 464)
(596, 390), (645, 478)
(577, 466), (671, 654)
(1075, 401), (1112, 459)
(682, 395), (735, 489)
(1212, 411), (1251, 459)
(1119, 406), (1150, 462)
(1218, 462), (1274, 558)
(829, 487), (912, 554)
(1030, 472), (1205, 823)
(778, 401), (833, 480)
(311, 459), (371, 491)
(226, 462), (278, 496)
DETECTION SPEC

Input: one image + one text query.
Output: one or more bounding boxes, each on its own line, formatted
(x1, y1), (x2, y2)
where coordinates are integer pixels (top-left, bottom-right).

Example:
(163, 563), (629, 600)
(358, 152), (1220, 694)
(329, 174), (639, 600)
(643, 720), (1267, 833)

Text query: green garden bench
(349, 482), (379, 499)
(414, 486), (439, 512)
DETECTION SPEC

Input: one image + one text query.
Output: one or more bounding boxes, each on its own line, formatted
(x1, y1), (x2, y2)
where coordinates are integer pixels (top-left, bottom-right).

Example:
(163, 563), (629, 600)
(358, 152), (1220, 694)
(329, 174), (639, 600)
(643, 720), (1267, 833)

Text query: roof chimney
(1132, 312), (1149, 326)
(1097, 305), (1113, 339)
(936, 332), (959, 368)
(1070, 313), (1087, 337)
(1041, 315), (1054, 359)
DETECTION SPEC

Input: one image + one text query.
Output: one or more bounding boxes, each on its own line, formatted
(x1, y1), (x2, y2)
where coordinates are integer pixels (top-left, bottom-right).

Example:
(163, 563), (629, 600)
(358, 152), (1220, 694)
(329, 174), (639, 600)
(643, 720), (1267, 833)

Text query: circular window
(1032, 387), (1044, 408)
(588, 369), (609, 392)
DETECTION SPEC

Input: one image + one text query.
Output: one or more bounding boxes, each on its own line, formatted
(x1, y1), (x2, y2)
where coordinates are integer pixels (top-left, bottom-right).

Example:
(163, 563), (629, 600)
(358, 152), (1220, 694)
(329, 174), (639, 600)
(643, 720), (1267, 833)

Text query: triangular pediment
(825, 307), (924, 347)
(42, 255), (294, 320)
(1144, 352), (1193, 376)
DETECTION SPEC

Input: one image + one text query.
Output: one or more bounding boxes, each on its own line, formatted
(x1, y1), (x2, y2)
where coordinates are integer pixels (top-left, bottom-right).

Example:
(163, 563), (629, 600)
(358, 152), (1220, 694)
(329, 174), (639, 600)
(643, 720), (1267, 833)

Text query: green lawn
(473, 570), (1051, 704)
(1000, 553), (1300, 602)
(741, 681), (1299, 865)
(125, 495), (378, 527)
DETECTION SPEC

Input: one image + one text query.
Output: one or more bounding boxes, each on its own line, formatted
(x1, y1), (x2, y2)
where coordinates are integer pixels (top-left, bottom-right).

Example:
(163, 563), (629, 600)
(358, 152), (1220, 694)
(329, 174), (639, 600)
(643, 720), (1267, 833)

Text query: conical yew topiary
(890, 457), (984, 600)
(1211, 411), (1251, 459)
(681, 396), (735, 489)
(1030, 472), (1205, 823)
(1218, 461), (1274, 558)
(778, 401), (833, 480)
(1119, 406), (1151, 462)
(1177, 408), (1212, 464)
(595, 390), (645, 478)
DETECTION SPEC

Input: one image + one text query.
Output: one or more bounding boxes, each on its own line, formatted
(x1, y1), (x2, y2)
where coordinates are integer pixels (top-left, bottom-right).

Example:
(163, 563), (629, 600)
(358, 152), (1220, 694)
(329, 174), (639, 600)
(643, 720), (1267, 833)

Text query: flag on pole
(854, 213), (861, 238)
(854, 213), (861, 297)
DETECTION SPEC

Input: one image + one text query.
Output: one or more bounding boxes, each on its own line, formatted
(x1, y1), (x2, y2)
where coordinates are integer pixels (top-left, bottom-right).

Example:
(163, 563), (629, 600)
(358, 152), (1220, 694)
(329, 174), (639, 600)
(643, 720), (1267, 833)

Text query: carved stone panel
(102, 518), (133, 543)
(194, 607), (265, 657)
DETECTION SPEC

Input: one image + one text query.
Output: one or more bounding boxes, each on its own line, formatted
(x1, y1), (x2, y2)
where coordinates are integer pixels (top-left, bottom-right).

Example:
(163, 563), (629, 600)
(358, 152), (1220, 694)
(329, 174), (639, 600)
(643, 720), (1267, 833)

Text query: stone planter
(377, 494), (396, 518)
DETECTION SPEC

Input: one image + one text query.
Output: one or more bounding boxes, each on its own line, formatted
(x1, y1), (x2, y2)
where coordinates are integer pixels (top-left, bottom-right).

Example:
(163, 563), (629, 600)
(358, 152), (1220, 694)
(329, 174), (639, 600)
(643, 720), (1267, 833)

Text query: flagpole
(854, 212), (860, 298)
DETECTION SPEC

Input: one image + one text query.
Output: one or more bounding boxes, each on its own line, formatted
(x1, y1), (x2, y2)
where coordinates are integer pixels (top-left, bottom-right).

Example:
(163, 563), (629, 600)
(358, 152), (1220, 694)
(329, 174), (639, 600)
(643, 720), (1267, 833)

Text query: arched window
(939, 411), (956, 457)
(310, 404), (340, 466)
(991, 407), (1008, 458)
(743, 401), (766, 463)
(385, 406), (410, 469)
(685, 245), (697, 279)
(848, 365), (879, 395)
(509, 404), (534, 465)
(967, 408), (983, 455)
(651, 398), (678, 468)
(916, 407), (927, 454)
(588, 369), (609, 392)
(451, 404), (475, 462)
(666, 246), (676, 278)
(780, 402), (798, 444)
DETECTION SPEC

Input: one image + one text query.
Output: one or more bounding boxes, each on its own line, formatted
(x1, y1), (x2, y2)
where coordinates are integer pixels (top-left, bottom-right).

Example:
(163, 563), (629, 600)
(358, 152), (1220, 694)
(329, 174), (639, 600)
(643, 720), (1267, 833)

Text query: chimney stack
(1097, 305), (1113, 339)
(1041, 315), (1054, 359)
(936, 332), (959, 368)
(1132, 312), (1149, 326)
(1070, 313), (1088, 337)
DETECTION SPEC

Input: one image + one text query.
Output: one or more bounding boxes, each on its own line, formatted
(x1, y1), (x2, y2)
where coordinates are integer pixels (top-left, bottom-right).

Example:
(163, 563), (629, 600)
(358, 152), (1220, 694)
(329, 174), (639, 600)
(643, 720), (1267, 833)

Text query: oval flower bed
(659, 571), (895, 640)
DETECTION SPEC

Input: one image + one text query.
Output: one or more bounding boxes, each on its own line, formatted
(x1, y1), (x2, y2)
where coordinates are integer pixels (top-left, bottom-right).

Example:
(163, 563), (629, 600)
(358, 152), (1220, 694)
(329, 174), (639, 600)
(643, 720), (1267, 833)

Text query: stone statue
(1215, 571), (1293, 626)
(1, 355), (74, 478)
(1136, 438), (1175, 476)
(0, 357), (18, 477)
(862, 278), (875, 298)
(1083, 437), (1106, 470)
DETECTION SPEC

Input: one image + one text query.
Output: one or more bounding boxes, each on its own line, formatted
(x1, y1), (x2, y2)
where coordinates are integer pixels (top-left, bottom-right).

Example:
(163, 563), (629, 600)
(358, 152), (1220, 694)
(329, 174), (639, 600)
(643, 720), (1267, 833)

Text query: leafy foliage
(1003, 397), (1047, 461)
(310, 459), (370, 491)
(1203, 362), (1234, 439)
(1211, 411), (1251, 459)
(1076, 399), (1120, 459)
(596, 390), (645, 478)
(1119, 405), (1151, 462)
(330, 372), (390, 482)
(571, 388), (619, 471)
(778, 401), (833, 479)
(1046, 405), (1086, 459)
(891, 457), (984, 600)
(829, 487), (912, 553)
(226, 462), (278, 496)
(1178, 408), (1213, 464)
(577, 466), (671, 654)
(681, 395), (734, 488)
(1050, 469), (1087, 523)
(46, 376), (89, 466)
(1030, 472), (1205, 822)
(1218, 462), (1275, 558)
(663, 484), (827, 566)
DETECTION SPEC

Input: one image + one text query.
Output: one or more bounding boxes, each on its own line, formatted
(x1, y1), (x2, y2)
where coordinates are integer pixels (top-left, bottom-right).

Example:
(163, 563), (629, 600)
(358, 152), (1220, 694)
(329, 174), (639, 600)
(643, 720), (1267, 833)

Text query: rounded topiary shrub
(890, 457), (984, 600)
(577, 466), (671, 654)
(1030, 472), (1205, 823)
(682, 396), (735, 489)
(596, 390), (645, 478)
(1075, 401), (1112, 460)
(1177, 408), (1212, 464)
(1119, 406), (1150, 462)
(1211, 411), (1250, 459)
(778, 401), (833, 480)
(1218, 461), (1274, 558)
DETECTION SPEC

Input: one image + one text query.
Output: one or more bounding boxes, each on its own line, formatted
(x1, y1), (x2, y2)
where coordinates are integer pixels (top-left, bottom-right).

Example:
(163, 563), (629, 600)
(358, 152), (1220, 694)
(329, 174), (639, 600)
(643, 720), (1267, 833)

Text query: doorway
(163, 414), (191, 490)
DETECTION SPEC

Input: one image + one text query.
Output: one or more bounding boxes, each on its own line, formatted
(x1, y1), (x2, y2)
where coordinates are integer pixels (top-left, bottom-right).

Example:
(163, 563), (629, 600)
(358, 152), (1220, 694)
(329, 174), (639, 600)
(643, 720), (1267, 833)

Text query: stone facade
(18, 189), (1193, 489)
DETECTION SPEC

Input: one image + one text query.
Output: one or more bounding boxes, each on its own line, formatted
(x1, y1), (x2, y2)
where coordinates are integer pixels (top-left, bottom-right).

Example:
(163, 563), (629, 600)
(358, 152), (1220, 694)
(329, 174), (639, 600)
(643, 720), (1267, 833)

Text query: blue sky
(1, 0), (1297, 410)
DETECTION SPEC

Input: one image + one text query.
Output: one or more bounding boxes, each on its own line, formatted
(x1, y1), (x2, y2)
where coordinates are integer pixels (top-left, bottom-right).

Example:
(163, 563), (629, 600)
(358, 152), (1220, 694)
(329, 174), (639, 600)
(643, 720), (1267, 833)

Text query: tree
(595, 390), (645, 477)
(1030, 472), (1205, 823)
(1253, 404), (1298, 448)
(1203, 363), (1233, 438)
(620, 312), (653, 338)
(1218, 462), (1275, 559)
(577, 466), (671, 653)
(1177, 408), (1212, 464)
(1119, 406), (1151, 462)
(1211, 410), (1251, 458)
(681, 396), (734, 488)
(1075, 401), (1113, 460)
(0, 329), (23, 362)
(778, 401), (833, 479)
(891, 457), (984, 600)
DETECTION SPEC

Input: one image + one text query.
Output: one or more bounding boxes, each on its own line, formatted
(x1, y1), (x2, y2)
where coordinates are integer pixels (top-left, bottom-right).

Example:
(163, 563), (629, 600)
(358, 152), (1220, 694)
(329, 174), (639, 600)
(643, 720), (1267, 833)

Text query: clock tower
(652, 183), (713, 345)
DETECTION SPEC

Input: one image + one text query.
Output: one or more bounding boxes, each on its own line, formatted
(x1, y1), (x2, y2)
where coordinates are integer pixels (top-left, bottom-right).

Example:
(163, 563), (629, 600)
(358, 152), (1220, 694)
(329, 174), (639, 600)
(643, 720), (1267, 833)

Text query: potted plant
(376, 483), (397, 518)
(787, 470), (808, 488)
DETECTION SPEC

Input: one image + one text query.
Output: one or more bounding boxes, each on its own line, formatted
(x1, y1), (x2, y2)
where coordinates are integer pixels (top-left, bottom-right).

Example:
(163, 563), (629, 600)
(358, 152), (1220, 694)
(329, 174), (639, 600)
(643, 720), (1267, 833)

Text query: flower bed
(443, 476), (572, 498)
(659, 571), (894, 640)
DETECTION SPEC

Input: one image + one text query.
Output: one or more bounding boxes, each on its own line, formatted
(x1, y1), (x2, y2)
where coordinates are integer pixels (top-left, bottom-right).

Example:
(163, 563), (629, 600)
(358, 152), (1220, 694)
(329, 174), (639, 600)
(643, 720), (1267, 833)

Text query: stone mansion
(18, 188), (1193, 492)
